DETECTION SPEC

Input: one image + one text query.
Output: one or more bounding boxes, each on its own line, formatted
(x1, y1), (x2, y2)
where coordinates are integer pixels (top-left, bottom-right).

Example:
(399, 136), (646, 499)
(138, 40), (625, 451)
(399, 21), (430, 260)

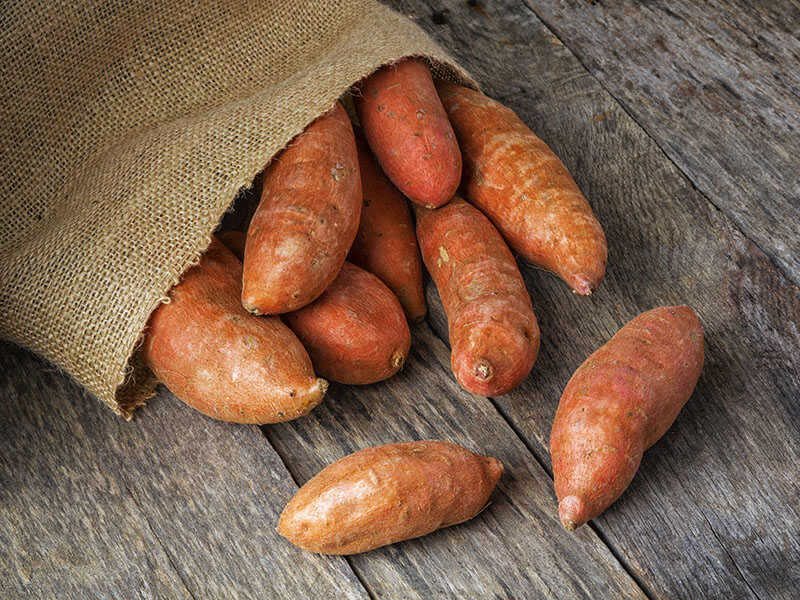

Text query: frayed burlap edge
(0, 1), (479, 420)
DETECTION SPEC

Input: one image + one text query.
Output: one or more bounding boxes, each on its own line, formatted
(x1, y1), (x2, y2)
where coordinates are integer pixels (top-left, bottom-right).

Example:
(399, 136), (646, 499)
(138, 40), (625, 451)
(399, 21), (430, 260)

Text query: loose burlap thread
(0, 0), (473, 418)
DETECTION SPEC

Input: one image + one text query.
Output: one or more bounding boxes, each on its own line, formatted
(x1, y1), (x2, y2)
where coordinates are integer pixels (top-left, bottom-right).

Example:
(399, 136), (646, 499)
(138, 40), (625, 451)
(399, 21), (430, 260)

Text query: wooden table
(2, 1), (798, 598)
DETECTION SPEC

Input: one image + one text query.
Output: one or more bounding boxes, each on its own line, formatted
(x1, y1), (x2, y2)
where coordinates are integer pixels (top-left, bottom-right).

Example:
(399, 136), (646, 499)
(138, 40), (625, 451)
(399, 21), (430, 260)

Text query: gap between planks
(517, 0), (797, 291)
(119, 477), (199, 600)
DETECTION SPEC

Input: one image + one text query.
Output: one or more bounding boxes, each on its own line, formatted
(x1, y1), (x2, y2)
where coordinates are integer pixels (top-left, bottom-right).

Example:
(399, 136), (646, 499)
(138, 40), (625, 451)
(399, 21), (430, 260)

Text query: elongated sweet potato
(415, 198), (539, 396)
(436, 81), (607, 295)
(278, 441), (503, 554)
(355, 58), (461, 208)
(242, 102), (361, 314)
(143, 237), (328, 423)
(550, 306), (704, 530)
(348, 131), (426, 322)
(283, 262), (411, 385)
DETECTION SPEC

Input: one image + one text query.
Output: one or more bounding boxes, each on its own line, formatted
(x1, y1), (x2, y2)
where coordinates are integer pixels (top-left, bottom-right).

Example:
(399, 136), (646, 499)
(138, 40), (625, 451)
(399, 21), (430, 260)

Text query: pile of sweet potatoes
(142, 59), (704, 553)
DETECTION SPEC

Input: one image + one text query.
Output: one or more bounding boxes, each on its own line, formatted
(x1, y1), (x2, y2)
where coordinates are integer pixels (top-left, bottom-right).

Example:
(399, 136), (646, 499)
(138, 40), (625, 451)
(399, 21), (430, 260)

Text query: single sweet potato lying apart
(550, 306), (704, 530)
(278, 441), (503, 554)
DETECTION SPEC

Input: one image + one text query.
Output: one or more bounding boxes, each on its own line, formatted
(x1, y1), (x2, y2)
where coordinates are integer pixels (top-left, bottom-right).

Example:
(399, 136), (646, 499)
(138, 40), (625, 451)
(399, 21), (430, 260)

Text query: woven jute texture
(0, 0), (473, 418)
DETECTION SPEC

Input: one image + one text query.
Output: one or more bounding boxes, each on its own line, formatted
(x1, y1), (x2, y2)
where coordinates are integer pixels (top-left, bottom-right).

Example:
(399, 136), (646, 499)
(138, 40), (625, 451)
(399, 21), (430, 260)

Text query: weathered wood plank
(393, 1), (800, 598)
(523, 0), (800, 284)
(3, 2), (797, 599)
(0, 343), (369, 600)
(267, 324), (647, 600)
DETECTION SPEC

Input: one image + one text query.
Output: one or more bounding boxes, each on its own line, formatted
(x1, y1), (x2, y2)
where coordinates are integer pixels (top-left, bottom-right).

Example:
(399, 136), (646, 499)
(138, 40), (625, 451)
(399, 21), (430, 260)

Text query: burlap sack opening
(0, 0), (475, 419)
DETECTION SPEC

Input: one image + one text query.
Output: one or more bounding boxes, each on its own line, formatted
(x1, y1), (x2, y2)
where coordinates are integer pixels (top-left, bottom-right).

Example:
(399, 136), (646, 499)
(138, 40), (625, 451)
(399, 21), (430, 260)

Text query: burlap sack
(0, 0), (473, 418)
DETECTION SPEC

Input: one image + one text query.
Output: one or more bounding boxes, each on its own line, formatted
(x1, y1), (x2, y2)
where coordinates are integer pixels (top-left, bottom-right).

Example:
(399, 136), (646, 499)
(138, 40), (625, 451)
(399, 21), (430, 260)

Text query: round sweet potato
(143, 238), (327, 423)
(284, 262), (411, 385)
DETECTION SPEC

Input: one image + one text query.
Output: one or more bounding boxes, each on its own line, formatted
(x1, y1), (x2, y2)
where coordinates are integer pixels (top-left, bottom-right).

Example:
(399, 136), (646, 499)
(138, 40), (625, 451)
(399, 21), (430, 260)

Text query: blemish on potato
(331, 163), (347, 181)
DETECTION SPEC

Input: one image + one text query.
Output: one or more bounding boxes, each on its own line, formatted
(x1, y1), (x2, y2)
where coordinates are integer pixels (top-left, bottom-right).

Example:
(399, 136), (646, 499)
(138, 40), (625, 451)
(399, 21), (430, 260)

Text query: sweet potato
(217, 233), (408, 384)
(436, 81), (607, 295)
(143, 237), (328, 424)
(348, 131), (426, 322)
(278, 441), (503, 554)
(355, 58), (461, 208)
(415, 198), (540, 396)
(283, 262), (411, 385)
(550, 306), (704, 530)
(242, 102), (361, 314)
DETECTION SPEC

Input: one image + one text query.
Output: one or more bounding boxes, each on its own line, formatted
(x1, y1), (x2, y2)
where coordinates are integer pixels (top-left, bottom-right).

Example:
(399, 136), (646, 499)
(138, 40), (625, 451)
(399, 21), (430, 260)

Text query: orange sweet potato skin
(415, 199), (540, 396)
(278, 441), (503, 554)
(242, 102), (361, 314)
(143, 238), (327, 424)
(283, 262), (411, 385)
(348, 131), (426, 322)
(355, 59), (461, 208)
(550, 306), (704, 530)
(436, 81), (607, 295)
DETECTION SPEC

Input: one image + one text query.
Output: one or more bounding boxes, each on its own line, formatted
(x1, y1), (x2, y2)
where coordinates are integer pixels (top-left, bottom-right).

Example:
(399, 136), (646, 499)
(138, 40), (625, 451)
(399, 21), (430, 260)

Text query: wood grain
(395, 1), (800, 598)
(267, 324), (646, 600)
(0, 343), (368, 600)
(2, 1), (798, 599)
(523, 0), (800, 285)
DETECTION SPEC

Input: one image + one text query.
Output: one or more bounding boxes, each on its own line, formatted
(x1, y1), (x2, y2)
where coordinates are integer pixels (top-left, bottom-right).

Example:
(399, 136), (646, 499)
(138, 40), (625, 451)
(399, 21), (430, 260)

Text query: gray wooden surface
(523, 0), (800, 286)
(1, 1), (798, 599)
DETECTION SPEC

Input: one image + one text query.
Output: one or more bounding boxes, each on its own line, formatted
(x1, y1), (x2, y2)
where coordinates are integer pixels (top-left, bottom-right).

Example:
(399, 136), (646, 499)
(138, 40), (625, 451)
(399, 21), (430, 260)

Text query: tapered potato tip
(570, 275), (595, 296)
(313, 378), (329, 397)
(241, 299), (262, 315)
(453, 355), (495, 396)
(558, 495), (589, 531)
(275, 512), (294, 543)
(391, 349), (406, 369)
(475, 360), (493, 382)
(274, 377), (329, 424)
(485, 456), (505, 481)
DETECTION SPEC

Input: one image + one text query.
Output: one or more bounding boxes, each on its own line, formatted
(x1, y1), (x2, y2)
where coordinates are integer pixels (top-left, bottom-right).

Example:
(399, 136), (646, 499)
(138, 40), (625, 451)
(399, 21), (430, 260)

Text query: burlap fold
(0, 0), (473, 418)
